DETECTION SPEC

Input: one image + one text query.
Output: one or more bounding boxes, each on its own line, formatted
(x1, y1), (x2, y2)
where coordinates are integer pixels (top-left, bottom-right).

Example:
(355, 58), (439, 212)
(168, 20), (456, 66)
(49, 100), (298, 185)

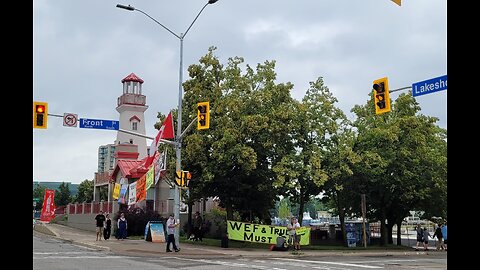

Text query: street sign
(79, 118), (119, 130)
(412, 75), (447, 97)
(33, 198), (40, 202)
(63, 113), (78, 127)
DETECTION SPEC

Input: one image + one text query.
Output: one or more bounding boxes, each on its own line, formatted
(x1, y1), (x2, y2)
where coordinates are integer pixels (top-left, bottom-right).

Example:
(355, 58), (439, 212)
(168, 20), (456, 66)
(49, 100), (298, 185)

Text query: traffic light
(372, 77), (391, 115)
(175, 170), (192, 187)
(197, 101), (210, 130)
(33, 101), (48, 129)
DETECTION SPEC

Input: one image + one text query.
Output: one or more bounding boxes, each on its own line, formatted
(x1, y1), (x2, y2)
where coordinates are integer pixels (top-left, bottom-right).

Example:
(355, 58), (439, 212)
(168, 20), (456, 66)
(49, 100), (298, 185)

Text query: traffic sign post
(412, 75), (447, 97)
(79, 118), (119, 130)
(63, 113), (78, 127)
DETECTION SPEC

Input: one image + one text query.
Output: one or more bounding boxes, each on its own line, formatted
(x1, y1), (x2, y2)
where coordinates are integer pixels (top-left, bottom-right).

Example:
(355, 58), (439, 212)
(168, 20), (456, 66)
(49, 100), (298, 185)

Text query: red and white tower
(115, 73), (148, 159)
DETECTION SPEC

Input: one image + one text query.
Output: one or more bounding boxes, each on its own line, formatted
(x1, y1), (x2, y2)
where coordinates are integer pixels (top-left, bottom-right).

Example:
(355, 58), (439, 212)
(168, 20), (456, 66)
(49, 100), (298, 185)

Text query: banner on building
(40, 189), (56, 222)
(227, 220), (310, 245)
(112, 183), (121, 200)
(146, 165), (154, 190)
(128, 182), (137, 206)
(154, 150), (167, 185)
(136, 175), (146, 202)
(118, 184), (128, 204)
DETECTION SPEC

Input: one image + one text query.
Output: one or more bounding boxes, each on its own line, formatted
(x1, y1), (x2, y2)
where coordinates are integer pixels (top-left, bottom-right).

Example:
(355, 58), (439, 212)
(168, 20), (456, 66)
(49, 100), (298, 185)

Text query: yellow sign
(145, 165), (154, 190)
(391, 0), (401, 6)
(227, 220), (310, 245)
(112, 183), (121, 200)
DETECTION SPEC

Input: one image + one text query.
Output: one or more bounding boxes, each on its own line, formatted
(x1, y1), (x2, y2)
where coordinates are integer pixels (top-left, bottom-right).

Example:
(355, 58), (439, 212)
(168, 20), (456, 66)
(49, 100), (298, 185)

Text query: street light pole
(116, 0), (218, 248)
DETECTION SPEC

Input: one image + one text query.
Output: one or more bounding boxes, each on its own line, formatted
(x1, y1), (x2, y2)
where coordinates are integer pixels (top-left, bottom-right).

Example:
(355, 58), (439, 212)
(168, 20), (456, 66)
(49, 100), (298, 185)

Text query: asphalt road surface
(34, 234), (447, 270)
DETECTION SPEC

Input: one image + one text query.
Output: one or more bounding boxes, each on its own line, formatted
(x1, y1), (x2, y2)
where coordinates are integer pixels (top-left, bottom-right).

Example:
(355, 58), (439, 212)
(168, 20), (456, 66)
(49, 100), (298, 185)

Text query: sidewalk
(34, 222), (428, 258)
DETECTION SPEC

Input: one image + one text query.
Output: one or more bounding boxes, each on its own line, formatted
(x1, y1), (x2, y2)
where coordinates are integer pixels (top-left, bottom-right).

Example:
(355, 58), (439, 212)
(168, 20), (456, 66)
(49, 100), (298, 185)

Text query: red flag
(40, 189), (56, 222)
(146, 112), (174, 167)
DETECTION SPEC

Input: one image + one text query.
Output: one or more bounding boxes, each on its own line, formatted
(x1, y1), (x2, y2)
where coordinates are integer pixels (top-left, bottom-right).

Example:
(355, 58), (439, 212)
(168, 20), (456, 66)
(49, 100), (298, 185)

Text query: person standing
(441, 221), (447, 251)
(166, 214), (180, 252)
(287, 217), (301, 250)
(116, 213), (128, 240)
(192, 212), (203, 241)
(422, 227), (431, 251)
(94, 210), (106, 241)
(104, 214), (112, 240)
(415, 224), (423, 251)
(433, 224), (443, 251)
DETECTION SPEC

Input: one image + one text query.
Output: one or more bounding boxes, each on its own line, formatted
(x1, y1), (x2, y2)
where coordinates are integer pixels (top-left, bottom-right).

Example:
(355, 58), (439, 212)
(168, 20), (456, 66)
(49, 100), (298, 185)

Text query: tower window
(132, 122), (138, 131)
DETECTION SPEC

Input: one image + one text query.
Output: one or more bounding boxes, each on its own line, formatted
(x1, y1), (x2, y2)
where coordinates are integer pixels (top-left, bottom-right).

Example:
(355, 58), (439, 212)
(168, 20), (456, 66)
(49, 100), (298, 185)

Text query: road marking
(348, 259), (418, 263)
(34, 256), (132, 259)
(148, 257), (287, 270)
(274, 258), (383, 269)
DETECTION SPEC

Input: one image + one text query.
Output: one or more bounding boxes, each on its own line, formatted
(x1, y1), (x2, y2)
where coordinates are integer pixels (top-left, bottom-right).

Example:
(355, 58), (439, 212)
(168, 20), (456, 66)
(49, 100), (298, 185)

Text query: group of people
(94, 211), (128, 241)
(415, 221), (447, 251)
(272, 216), (301, 251)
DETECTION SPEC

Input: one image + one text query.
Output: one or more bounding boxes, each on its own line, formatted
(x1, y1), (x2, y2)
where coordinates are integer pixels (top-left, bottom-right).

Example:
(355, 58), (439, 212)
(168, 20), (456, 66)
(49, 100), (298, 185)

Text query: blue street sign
(79, 118), (119, 130)
(412, 75), (447, 97)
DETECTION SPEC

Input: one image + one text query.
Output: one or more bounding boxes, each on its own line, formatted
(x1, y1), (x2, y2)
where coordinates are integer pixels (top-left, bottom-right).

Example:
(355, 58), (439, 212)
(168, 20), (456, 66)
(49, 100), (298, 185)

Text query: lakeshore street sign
(79, 118), (119, 130)
(412, 75), (447, 97)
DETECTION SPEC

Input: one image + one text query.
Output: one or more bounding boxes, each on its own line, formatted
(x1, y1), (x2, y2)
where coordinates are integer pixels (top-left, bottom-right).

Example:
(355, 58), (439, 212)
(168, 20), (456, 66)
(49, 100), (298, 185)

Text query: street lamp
(116, 0), (218, 248)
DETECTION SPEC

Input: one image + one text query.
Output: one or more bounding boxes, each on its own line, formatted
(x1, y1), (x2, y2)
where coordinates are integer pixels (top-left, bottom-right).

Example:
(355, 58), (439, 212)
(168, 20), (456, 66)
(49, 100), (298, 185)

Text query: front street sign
(79, 118), (119, 130)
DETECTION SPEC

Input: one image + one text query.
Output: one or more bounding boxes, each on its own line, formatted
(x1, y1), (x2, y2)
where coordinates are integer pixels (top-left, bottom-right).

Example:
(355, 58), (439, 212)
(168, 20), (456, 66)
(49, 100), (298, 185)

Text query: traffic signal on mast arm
(372, 77), (391, 115)
(175, 170), (192, 187)
(33, 101), (48, 129)
(197, 101), (210, 130)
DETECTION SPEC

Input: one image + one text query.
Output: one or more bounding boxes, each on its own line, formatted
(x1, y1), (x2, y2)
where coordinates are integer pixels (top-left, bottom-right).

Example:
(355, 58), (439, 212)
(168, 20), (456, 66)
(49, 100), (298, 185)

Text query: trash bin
(221, 233), (229, 248)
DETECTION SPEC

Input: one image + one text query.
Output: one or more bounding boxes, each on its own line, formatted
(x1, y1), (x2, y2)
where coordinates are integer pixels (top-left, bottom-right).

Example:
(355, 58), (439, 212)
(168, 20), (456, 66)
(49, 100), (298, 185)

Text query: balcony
(117, 93), (146, 106)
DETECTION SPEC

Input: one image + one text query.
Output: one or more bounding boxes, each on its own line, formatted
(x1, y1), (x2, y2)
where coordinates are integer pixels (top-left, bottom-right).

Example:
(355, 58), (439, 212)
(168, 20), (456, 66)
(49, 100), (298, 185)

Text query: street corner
(34, 222), (58, 237)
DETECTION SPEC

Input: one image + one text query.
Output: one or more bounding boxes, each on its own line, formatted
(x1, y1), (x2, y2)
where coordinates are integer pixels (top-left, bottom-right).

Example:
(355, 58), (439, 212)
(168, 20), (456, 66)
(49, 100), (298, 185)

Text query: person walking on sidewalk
(433, 224), (444, 251)
(415, 224), (423, 251)
(422, 227), (431, 251)
(166, 214), (180, 252)
(116, 213), (128, 240)
(441, 221), (447, 251)
(192, 211), (203, 241)
(104, 214), (112, 240)
(95, 210), (106, 241)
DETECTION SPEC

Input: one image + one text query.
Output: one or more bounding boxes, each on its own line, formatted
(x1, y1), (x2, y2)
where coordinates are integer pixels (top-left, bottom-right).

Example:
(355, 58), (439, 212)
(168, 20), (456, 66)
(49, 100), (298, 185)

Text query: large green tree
(179, 47), (297, 222)
(351, 92), (447, 246)
(274, 77), (343, 224)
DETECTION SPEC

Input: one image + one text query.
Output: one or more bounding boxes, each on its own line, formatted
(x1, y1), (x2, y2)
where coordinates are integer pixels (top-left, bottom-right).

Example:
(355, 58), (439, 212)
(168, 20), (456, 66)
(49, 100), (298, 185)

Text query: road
(34, 234), (447, 270)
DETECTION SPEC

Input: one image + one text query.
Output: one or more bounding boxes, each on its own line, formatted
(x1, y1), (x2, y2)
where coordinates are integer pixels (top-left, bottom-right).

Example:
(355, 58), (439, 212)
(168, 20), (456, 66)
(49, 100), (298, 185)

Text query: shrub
(113, 207), (165, 237)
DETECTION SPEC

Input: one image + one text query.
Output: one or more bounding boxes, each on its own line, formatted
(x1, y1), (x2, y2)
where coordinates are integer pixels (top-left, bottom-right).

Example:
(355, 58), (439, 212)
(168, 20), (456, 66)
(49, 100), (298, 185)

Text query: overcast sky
(33, 0), (447, 184)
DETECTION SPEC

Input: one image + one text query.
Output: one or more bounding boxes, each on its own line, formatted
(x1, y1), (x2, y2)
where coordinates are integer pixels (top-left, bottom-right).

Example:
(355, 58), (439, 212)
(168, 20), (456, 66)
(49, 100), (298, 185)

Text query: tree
(55, 182), (71, 206)
(277, 197), (292, 220)
(73, 180), (94, 203)
(179, 47), (297, 222)
(351, 91), (447, 246)
(33, 183), (46, 211)
(274, 77), (343, 224)
(321, 123), (361, 246)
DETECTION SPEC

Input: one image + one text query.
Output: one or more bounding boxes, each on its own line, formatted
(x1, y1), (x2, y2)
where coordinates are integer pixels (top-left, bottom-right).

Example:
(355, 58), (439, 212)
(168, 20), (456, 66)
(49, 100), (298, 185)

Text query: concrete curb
(34, 223), (110, 252)
(34, 223), (57, 236)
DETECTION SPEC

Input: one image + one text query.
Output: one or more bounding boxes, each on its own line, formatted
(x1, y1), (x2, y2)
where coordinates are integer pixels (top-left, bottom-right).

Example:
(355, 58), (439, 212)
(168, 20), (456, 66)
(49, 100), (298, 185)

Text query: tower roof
(121, 73), (144, 83)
